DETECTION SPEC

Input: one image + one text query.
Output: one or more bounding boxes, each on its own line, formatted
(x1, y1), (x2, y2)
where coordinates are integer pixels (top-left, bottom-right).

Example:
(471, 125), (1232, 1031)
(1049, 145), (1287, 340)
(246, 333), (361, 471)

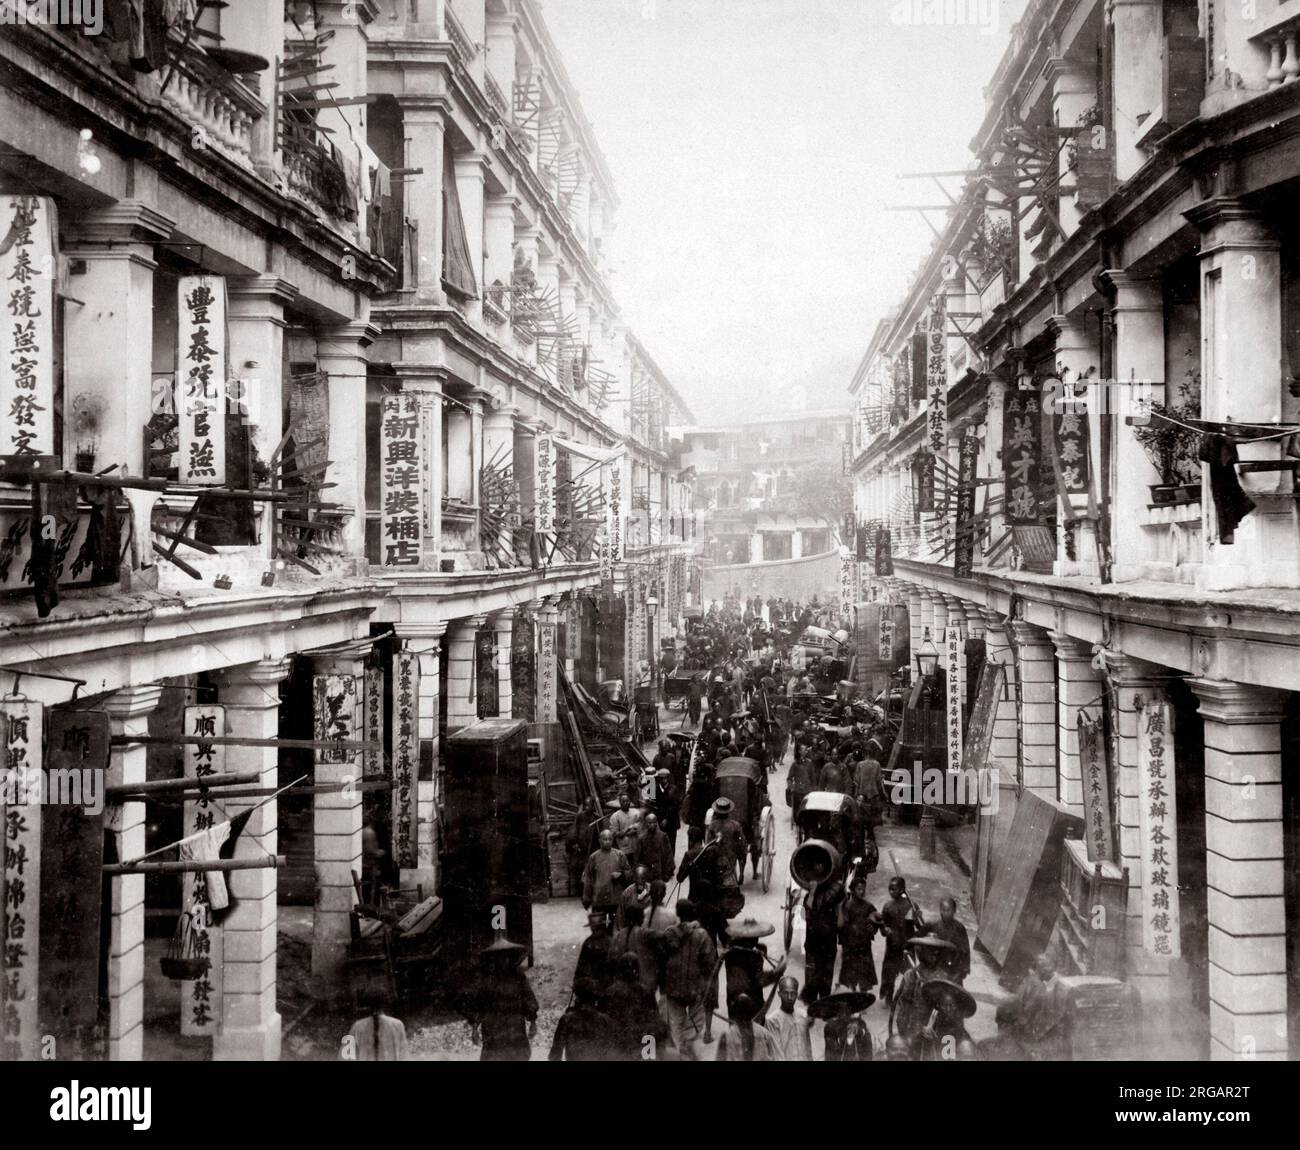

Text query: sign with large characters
(534, 433), (555, 536)
(1136, 700), (1179, 958)
(1, 195), (55, 458)
(176, 276), (228, 486)
(1, 695), (43, 1059)
(391, 650), (419, 870)
(181, 703), (226, 1036)
(943, 626), (963, 772)
(380, 394), (424, 567)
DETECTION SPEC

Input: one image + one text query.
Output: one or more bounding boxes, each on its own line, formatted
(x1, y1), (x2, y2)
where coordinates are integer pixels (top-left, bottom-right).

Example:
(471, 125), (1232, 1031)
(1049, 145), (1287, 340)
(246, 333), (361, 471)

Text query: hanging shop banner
(176, 276), (228, 486)
(1051, 406), (1091, 494)
(962, 659), (1004, 774)
(181, 703), (226, 1037)
(925, 294), (948, 455)
(855, 523), (868, 562)
(1137, 700), (1180, 958)
(910, 329), (928, 404)
(913, 452), (935, 518)
(1003, 389), (1047, 525)
(535, 432), (556, 537)
(874, 524), (893, 575)
(879, 606), (897, 661)
(944, 626), (963, 772)
(380, 393), (424, 567)
(954, 430), (980, 579)
(391, 649), (419, 870)
(1, 695), (43, 1060)
(2, 195), (55, 457)
(893, 345), (912, 422)
(601, 451), (625, 578)
(537, 616), (558, 723)
(364, 667), (384, 777)
(839, 549), (854, 624)
(314, 673), (360, 763)
(1078, 711), (1114, 863)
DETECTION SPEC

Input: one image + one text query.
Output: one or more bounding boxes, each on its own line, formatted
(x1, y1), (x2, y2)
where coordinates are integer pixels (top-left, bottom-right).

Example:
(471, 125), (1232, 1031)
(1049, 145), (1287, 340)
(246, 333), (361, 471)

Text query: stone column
(1108, 1), (1164, 181)
(1102, 652), (1170, 1009)
(483, 195), (516, 304)
(453, 152), (487, 326)
(316, 0), (372, 237)
(228, 276), (297, 556)
(942, 595), (968, 710)
(1105, 271), (1166, 582)
(315, 320), (380, 557)
(310, 648), (369, 992)
(483, 405), (517, 506)
(1188, 679), (1290, 1061)
(400, 102), (447, 303)
(904, 583), (925, 662)
(561, 595), (577, 682)
(1048, 55), (1099, 237)
(926, 590), (947, 645)
(1049, 632), (1102, 815)
(490, 609), (514, 718)
(393, 368), (444, 564)
(1010, 620), (1057, 799)
(1047, 313), (1102, 578)
(395, 623), (447, 891)
(979, 609), (1019, 777)
(210, 658), (292, 1060)
(102, 683), (163, 1061)
(1186, 199), (1298, 590)
(62, 204), (174, 480)
(446, 615), (487, 731)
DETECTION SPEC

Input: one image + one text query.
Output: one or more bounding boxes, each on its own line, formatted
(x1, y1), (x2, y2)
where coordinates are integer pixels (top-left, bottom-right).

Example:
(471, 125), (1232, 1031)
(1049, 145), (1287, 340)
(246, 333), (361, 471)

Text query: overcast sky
(539, 0), (1029, 424)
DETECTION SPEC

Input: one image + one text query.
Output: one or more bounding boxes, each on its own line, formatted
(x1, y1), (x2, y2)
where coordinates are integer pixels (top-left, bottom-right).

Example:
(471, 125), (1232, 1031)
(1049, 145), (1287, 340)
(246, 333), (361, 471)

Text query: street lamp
(915, 626), (940, 680)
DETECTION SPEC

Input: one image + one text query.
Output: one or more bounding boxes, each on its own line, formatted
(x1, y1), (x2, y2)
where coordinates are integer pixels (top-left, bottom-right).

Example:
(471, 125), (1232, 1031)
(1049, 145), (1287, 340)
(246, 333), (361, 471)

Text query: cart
(782, 791), (874, 952)
(708, 755), (776, 892)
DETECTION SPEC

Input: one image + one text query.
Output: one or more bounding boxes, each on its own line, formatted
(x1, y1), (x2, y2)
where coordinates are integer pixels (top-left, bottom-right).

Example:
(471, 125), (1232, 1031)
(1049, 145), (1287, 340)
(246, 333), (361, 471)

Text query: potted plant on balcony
(1134, 368), (1202, 505)
(69, 393), (105, 472)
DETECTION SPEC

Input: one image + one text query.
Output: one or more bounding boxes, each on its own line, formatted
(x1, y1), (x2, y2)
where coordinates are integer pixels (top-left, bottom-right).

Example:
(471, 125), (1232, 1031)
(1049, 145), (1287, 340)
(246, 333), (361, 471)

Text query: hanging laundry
(1198, 433), (1255, 544)
(28, 479), (79, 617)
(82, 486), (124, 584)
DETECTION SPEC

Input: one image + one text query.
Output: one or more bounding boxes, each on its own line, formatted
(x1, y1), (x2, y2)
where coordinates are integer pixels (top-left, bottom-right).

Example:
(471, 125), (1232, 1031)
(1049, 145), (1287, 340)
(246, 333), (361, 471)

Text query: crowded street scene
(1, 0), (1298, 1129)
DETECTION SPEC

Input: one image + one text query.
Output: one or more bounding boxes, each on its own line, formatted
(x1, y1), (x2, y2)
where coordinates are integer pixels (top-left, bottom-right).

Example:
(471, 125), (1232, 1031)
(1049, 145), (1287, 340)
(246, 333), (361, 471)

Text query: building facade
(683, 409), (850, 602)
(850, 0), (1300, 1060)
(0, 0), (694, 1061)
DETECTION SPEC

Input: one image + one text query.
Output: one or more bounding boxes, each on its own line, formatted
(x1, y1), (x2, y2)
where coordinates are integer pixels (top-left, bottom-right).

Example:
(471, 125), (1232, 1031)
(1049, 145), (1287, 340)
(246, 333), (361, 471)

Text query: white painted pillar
(401, 104), (447, 303)
(1189, 679), (1290, 1061)
(395, 623), (447, 891)
(1049, 632), (1102, 816)
(1109, 0), (1164, 181)
(446, 615), (487, 731)
(211, 658), (292, 1060)
(315, 319), (380, 558)
(102, 684), (163, 1061)
(1048, 313), (1102, 578)
(491, 609), (514, 718)
(1010, 620), (1057, 799)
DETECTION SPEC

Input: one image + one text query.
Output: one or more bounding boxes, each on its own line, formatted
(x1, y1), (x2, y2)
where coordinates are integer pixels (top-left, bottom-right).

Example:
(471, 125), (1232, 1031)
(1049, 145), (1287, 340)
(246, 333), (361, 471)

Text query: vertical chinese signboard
(913, 452), (935, 517)
(537, 615), (558, 723)
(878, 607), (896, 662)
(1050, 404), (1091, 496)
(380, 394), (424, 567)
(363, 667), (384, 778)
(176, 276), (227, 486)
(314, 673), (360, 763)
(2, 195), (55, 457)
(602, 451), (624, 580)
(925, 293), (948, 456)
(391, 650), (419, 871)
(1003, 389), (1046, 525)
(839, 549), (854, 624)
(40, 710), (108, 1053)
(1, 695), (43, 1059)
(1078, 711), (1113, 863)
(943, 626), (963, 772)
(874, 525), (893, 576)
(1137, 700), (1179, 958)
(534, 432), (555, 546)
(954, 430), (980, 578)
(182, 703), (225, 1037)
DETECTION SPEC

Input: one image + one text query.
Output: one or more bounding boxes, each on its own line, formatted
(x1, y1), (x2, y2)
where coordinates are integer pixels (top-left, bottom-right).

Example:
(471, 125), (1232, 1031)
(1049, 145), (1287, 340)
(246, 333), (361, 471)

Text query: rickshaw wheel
(783, 888), (797, 952)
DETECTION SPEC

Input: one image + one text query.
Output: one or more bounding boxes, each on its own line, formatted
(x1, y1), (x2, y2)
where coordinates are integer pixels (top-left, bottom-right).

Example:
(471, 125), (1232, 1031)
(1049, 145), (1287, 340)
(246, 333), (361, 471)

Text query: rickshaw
(706, 755), (776, 892)
(782, 791), (878, 951)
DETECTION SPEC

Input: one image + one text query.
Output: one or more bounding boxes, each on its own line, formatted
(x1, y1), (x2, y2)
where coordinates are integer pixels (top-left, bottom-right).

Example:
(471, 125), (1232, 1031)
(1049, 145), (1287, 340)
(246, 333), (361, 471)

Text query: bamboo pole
(109, 734), (381, 751)
(104, 856), (283, 876)
(105, 770), (261, 798)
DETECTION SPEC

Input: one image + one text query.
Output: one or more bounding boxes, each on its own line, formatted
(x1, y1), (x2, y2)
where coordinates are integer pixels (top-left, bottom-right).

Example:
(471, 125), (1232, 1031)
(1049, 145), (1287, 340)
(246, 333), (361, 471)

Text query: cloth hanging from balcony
(83, 486), (123, 584)
(105, 0), (168, 73)
(442, 147), (478, 299)
(1198, 433), (1254, 544)
(29, 480), (79, 618)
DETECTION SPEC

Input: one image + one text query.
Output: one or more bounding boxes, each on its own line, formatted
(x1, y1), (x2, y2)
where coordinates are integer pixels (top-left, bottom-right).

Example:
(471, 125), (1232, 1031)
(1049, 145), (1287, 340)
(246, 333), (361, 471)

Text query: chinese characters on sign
(537, 616), (557, 723)
(364, 668), (384, 778)
(380, 394), (424, 567)
(1, 696), (43, 1060)
(839, 550), (854, 624)
(925, 293), (948, 455)
(944, 626), (963, 772)
(874, 525), (893, 576)
(1136, 700), (1180, 958)
(1078, 712), (1114, 863)
(534, 433), (556, 539)
(182, 704), (225, 1036)
(1051, 405), (1091, 495)
(913, 451), (935, 518)
(391, 650), (419, 870)
(601, 452), (624, 580)
(176, 276), (227, 485)
(2, 196), (54, 457)
(878, 608), (896, 662)
(953, 430), (980, 578)
(314, 673), (359, 764)
(1003, 389), (1046, 525)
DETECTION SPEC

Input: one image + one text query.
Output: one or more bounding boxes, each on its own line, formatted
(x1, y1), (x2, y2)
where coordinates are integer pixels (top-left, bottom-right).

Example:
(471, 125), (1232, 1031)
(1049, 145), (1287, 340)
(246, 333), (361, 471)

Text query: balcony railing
(160, 64), (259, 172)
(484, 72), (510, 120)
(444, 3), (478, 65)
